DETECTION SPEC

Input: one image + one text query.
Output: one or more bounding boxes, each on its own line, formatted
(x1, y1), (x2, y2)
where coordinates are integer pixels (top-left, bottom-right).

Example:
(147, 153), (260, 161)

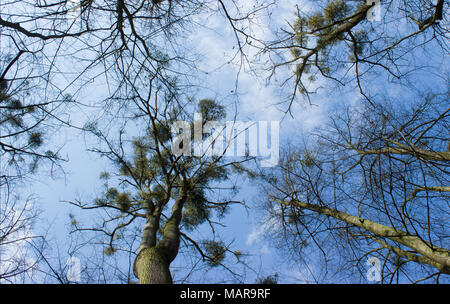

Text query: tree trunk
(134, 246), (172, 284)
(277, 199), (450, 274)
(134, 192), (187, 284)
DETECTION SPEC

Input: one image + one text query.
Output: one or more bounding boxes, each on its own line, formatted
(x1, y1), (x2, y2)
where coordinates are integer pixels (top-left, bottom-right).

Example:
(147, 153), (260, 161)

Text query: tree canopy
(0, 0), (448, 284)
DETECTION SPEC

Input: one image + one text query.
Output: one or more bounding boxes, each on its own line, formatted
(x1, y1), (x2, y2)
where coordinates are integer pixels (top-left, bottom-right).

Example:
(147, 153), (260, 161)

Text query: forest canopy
(0, 0), (448, 284)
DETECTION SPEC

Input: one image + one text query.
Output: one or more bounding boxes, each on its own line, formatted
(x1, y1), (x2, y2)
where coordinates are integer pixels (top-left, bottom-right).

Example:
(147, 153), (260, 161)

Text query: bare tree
(0, 54), (66, 283)
(0, 1), (272, 283)
(0, 184), (48, 283)
(261, 94), (449, 283)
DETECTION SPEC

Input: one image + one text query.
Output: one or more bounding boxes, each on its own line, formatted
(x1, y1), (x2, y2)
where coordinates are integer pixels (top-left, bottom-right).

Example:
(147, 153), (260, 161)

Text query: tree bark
(276, 199), (450, 274)
(133, 189), (187, 284)
(134, 246), (172, 284)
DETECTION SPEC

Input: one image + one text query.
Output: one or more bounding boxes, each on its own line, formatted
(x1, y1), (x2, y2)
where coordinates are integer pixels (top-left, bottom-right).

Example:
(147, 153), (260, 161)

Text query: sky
(16, 0), (333, 283)
(2, 0), (448, 284)
(0, 0), (366, 283)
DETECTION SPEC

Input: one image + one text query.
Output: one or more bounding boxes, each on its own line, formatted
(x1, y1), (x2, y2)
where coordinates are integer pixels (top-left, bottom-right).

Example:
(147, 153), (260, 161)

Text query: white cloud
(246, 223), (266, 246)
(246, 224), (271, 256)
(246, 215), (280, 246)
(259, 244), (270, 255)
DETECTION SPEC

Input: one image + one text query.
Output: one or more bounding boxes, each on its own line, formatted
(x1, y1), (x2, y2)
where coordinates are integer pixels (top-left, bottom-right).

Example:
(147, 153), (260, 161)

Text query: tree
(0, 0), (272, 101)
(0, 52), (68, 283)
(259, 0), (448, 108)
(255, 273), (278, 284)
(0, 185), (47, 283)
(0, 60), (64, 186)
(261, 95), (449, 283)
(0, 0), (272, 284)
(2, 0), (446, 285)
(66, 77), (255, 283)
(243, 0), (449, 284)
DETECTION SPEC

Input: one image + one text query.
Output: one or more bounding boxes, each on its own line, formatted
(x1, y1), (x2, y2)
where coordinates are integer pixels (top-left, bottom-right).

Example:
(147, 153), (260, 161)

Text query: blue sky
(17, 0), (335, 283)
(3, 0), (448, 283)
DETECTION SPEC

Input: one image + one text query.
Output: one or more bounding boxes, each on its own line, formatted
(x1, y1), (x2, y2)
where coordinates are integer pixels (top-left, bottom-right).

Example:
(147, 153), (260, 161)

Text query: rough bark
(134, 246), (172, 284)
(133, 189), (187, 284)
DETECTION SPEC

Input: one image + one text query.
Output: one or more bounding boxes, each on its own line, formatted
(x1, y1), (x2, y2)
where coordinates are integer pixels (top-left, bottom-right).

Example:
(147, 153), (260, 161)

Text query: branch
(273, 198), (450, 274)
